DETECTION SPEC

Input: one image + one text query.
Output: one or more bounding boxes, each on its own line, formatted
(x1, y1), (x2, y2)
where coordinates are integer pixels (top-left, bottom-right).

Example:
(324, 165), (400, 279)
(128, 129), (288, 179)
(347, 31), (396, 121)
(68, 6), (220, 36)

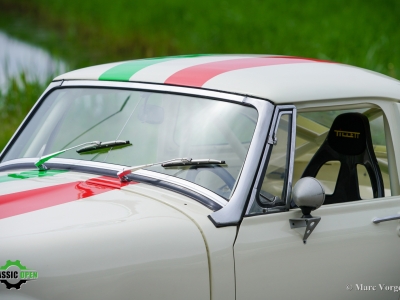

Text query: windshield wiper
(117, 158), (226, 181)
(77, 140), (131, 154)
(35, 140), (131, 170)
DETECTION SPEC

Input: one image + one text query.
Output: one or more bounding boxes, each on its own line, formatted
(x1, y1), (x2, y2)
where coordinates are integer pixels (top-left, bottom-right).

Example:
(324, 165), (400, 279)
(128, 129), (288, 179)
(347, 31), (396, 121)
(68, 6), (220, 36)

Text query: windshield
(2, 88), (258, 199)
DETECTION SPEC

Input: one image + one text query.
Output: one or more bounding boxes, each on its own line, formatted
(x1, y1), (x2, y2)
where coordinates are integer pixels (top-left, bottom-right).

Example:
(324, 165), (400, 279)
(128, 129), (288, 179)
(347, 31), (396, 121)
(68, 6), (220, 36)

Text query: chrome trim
(134, 169), (228, 207)
(373, 214), (400, 224)
(0, 158), (122, 172)
(0, 81), (63, 160)
(209, 98), (275, 226)
(61, 80), (245, 103)
(286, 106), (297, 209)
(0, 158), (228, 207)
(245, 105), (297, 215)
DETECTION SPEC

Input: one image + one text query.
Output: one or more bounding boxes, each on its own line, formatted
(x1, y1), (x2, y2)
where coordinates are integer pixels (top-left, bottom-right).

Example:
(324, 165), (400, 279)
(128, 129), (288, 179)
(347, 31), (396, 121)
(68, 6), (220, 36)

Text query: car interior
(254, 106), (392, 215)
(301, 112), (384, 204)
(294, 107), (391, 201)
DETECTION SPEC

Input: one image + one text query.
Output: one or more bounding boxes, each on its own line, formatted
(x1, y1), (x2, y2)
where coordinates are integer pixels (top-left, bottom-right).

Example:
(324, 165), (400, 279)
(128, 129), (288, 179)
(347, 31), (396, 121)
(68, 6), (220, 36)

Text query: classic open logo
(0, 260), (38, 289)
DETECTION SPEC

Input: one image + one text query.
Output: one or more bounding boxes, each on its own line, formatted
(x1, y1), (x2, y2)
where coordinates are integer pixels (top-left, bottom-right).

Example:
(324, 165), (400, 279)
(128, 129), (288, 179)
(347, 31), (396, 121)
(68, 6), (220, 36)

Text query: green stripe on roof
(0, 170), (68, 183)
(98, 54), (212, 81)
(99, 58), (175, 81)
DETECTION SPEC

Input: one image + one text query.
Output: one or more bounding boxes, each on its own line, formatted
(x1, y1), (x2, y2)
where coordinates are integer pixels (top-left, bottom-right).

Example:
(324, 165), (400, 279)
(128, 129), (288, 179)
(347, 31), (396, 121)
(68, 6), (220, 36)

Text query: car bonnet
(0, 168), (210, 239)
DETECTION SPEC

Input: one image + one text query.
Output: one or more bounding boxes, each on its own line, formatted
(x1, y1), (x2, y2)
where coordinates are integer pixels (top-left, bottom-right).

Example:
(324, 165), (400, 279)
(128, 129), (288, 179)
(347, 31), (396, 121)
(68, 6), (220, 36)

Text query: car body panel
(203, 62), (400, 102)
(54, 55), (400, 103)
(235, 197), (400, 300)
(130, 183), (237, 300)
(0, 170), (213, 299)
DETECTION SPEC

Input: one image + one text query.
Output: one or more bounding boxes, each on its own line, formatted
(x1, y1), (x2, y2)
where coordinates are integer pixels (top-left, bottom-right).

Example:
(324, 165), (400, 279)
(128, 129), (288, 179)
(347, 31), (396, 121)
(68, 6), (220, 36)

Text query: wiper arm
(117, 158), (226, 181)
(35, 140), (131, 170)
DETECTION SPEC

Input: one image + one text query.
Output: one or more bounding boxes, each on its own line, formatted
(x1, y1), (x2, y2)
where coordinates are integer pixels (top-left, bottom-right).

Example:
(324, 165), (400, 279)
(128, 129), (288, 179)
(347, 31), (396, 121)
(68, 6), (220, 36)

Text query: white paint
(234, 197), (400, 300)
(204, 62), (400, 103)
(55, 55), (400, 103)
(0, 181), (210, 299)
(54, 61), (123, 81)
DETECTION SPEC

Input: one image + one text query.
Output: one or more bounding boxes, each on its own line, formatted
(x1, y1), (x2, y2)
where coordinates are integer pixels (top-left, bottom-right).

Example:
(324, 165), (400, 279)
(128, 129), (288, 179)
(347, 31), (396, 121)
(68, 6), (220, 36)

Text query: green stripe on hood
(0, 170), (68, 183)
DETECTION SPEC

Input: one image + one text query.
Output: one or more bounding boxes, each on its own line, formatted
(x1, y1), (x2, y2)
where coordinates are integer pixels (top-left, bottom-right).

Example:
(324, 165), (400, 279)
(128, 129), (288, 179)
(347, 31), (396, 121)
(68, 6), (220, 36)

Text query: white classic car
(1, 55), (400, 300)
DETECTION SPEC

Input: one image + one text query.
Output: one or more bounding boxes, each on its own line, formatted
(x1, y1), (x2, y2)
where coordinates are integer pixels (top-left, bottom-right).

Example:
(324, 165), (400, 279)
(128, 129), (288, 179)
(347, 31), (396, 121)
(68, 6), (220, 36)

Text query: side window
(248, 112), (293, 215)
(293, 108), (393, 203)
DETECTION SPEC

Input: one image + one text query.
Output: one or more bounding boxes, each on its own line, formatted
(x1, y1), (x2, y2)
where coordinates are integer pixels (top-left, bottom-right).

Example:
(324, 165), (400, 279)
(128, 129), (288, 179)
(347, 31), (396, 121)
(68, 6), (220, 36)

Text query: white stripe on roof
(203, 62), (400, 102)
(54, 61), (126, 81)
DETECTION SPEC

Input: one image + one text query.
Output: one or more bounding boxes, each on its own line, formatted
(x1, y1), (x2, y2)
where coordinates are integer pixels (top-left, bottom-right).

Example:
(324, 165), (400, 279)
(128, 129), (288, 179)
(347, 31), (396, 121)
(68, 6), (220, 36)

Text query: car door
(234, 105), (400, 300)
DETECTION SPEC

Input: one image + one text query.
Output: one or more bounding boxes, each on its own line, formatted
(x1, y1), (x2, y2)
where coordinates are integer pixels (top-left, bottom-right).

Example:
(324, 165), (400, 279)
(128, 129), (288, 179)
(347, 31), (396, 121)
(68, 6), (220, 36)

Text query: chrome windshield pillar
(209, 98), (275, 227)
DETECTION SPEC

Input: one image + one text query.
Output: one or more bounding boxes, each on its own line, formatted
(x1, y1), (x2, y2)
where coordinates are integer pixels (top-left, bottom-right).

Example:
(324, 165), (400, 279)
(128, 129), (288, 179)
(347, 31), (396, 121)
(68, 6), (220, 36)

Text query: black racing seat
(301, 112), (384, 204)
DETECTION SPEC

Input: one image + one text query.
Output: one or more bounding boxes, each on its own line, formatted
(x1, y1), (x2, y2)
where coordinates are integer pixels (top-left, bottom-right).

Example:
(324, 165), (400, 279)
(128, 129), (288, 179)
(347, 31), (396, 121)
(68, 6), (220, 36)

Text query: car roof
(54, 54), (400, 103)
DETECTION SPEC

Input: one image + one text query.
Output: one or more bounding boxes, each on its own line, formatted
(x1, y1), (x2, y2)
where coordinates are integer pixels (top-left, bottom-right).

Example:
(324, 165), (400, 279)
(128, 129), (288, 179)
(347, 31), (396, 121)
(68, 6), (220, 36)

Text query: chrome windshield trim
(132, 169), (228, 207)
(209, 97), (275, 226)
(60, 80), (245, 103)
(0, 158), (122, 172)
(0, 158), (228, 207)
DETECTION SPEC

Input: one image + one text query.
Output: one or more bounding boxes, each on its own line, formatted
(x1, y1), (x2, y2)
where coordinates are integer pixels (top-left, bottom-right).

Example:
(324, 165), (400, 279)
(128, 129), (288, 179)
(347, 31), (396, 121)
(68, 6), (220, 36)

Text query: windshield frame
(0, 80), (275, 221)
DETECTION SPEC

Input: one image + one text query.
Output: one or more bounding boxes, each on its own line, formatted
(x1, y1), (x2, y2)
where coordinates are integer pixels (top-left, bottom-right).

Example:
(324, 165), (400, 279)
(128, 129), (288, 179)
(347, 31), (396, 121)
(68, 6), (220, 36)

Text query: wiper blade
(117, 158), (226, 181)
(35, 140), (131, 170)
(161, 158), (225, 167)
(77, 140), (131, 154)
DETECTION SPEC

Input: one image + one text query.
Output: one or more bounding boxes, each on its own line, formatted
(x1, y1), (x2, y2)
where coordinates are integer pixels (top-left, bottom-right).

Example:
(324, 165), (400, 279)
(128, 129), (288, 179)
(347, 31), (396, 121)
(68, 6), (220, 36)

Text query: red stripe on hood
(0, 176), (137, 219)
(164, 56), (332, 87)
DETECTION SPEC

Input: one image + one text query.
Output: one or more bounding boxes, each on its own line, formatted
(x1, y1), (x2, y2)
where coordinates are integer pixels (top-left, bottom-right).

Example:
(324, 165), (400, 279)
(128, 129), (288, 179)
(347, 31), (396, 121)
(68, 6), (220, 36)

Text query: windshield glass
(2, 88), (258, 199)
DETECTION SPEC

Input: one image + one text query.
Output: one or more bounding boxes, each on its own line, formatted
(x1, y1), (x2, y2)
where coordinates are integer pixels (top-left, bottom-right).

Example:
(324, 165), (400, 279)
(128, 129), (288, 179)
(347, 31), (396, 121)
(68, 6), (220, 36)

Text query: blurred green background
(0, 0), (399, 150)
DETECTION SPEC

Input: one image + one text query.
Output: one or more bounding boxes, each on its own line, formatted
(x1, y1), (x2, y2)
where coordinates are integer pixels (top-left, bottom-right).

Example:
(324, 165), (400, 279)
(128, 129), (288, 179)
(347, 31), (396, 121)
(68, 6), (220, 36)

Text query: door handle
(373, 214), (400, 224)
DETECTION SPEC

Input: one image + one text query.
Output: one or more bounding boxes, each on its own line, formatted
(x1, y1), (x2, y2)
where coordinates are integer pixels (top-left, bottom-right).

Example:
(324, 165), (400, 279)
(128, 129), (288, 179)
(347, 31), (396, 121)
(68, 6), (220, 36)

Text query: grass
(0, 0), (399, 78)
(0, 0), (399, 151)
(0, 75), (46, 151)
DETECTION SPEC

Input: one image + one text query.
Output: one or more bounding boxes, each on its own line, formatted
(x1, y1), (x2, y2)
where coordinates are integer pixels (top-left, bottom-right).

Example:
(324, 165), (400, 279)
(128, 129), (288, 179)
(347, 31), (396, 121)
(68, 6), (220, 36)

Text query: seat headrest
(327, 113), (369, 155)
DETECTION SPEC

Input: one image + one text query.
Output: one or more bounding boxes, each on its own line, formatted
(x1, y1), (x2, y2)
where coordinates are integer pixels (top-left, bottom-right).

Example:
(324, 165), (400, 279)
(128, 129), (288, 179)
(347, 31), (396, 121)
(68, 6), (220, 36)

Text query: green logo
(0, 260), (38, 290)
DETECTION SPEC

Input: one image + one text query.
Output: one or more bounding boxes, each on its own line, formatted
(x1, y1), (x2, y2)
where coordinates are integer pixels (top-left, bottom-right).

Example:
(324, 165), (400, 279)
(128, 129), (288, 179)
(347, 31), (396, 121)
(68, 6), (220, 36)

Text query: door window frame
(245, 105), (297, 216)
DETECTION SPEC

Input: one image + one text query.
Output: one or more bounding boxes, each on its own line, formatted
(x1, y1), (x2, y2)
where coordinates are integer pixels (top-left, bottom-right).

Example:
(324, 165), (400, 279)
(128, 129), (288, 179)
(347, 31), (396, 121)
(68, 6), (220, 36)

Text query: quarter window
(248, 112), (293, 215)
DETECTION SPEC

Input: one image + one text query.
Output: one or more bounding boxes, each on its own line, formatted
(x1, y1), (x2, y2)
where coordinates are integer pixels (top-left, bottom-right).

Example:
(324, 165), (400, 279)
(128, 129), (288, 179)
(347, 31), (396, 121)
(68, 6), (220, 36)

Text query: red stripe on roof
(164, 56), (331, 87)
(0, 176), (137, 219)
